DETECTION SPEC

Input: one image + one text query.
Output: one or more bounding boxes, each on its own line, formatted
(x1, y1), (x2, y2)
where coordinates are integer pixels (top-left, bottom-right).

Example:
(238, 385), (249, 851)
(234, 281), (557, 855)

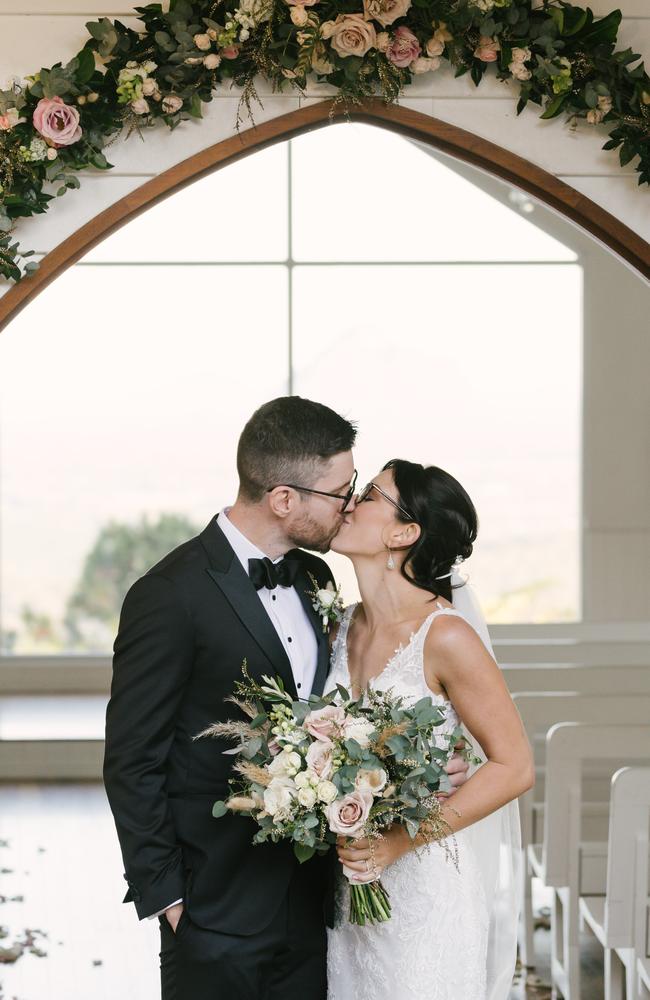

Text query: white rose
(269, 748), (302, 777)
(298, 786), (318, 809)
(317, 779), (338, 804)
(291, 4), (309, 25)
(295, 771), (312, 789)
(587, 108), (604, 124)
(162, 94), (183, 114)
(204, 53), (221, 69)
(355, 768), (388, 795)
(142, 60), (158, 74)
(425, 36), (444, 57)
(194, 32), (212, 50)
(317, 587), (336, 608)
(410, 56), (440, 74)
(142, 78), (157, 96)
(239, 28), (250, 40)
(263, 777), (296, 820)
(131, 97), (150, 115)
(207, 27), (218, 40)
(312, 51), (335, 74)
(46, 147), (58, 160)
(509, 61), (532, 81)
(342, 716), (375, 748)
(239, 0), (273, 23)
(511, 46), (531, 64)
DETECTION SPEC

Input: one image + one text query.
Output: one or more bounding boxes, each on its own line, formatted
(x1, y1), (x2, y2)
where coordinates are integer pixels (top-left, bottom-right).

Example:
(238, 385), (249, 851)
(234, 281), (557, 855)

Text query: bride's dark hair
(382, 459), (478, 602)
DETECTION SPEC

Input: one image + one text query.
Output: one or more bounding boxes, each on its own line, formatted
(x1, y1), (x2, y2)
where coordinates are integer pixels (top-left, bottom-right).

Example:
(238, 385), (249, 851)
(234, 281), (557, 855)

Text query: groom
(103, 396), (468, 1000)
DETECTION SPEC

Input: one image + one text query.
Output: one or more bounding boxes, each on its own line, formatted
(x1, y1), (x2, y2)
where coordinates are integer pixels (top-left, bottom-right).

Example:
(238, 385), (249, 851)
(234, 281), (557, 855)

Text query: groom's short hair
(237, 396), (357, 502)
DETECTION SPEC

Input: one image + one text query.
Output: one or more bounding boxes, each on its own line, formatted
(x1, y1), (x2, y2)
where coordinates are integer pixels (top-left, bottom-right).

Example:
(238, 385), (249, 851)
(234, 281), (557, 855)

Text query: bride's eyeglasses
(356, 481), (416, 522)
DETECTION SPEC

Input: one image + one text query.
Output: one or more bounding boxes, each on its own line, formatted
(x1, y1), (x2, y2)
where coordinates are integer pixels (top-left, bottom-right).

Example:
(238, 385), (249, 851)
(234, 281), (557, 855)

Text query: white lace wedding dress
(325, 602), (490, 1000)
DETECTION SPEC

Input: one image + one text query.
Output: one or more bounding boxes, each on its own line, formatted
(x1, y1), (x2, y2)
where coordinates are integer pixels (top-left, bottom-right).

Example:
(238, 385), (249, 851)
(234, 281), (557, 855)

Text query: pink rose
(32, 96), (82, 148)
(221, 45), (240, 59)
(386, 26), (421, 68)
(306, 740), (334, 779)
(474, 35), (500, 62)
(324, 14), (377, 58)
(304, 705), (346, 742)
(326, 791), (373, 837)
(0, 108), (25, 131)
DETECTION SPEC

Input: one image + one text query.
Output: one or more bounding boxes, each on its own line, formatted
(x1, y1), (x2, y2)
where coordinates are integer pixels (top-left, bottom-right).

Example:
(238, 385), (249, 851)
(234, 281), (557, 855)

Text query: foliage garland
(0, 0), (648, 283)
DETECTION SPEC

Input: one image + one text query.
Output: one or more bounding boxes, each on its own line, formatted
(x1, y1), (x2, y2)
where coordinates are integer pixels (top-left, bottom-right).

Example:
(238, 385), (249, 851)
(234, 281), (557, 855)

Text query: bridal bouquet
(198, 664), (478, 925)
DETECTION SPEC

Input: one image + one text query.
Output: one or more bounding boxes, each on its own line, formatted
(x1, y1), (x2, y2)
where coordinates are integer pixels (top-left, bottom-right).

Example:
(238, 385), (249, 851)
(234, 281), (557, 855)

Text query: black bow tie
(248, 556), (300, 591)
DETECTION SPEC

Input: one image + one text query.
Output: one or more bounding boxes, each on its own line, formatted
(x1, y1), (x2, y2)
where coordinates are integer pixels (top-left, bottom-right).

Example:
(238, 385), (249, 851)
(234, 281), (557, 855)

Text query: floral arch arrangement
(0, 0), (648, 283)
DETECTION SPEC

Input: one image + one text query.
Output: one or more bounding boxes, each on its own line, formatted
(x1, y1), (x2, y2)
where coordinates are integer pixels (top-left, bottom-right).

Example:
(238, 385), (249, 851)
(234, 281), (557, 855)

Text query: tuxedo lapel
(200, 518), (297, 698)
(293, 565), (331, 698)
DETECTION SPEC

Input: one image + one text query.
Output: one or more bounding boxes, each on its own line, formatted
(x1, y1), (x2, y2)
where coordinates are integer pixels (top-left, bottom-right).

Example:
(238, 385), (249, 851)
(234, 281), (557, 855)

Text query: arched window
(0, 122), (582, 654)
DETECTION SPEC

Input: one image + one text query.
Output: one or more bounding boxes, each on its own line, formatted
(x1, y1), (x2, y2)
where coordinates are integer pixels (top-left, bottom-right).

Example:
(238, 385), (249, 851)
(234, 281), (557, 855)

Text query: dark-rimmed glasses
(267, 469), (358, 512)
(356, 481), (416, 521)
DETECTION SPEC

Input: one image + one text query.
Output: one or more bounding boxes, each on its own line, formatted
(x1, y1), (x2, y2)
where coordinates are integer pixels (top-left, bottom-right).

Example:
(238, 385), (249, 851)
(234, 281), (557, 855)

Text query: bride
(325, 459), (533, 1000)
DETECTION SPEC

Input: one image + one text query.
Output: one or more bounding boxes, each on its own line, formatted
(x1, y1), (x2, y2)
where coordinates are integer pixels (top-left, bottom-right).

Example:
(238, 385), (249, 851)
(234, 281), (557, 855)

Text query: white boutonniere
(307, 573), (345, 633)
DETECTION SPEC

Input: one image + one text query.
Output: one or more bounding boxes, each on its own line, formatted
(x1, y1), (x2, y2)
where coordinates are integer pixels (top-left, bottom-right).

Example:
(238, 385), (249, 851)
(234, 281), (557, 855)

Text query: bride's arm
(421, 615), (535, 834)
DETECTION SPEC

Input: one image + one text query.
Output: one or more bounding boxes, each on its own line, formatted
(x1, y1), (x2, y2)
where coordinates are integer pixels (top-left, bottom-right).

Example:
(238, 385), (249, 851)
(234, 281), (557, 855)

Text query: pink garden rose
(326, 790), (373, 837)
(306, 740), (334, 779)
(220, 45), (240, 59)
(474, 35), (500, 62)
(386, 26), (421, 68)
(32, 96), (82, 148)
(322, 14), (377, 58)
(304, 704), (346, 742)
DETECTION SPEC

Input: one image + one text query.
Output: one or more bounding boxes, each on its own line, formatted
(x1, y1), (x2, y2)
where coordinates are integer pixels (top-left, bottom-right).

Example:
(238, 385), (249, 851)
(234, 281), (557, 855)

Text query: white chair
(504, 665), (650, 696)
(513, 694), (650, 970)
(578, 767), (650, 1000)
(534, 723), (650, 1000)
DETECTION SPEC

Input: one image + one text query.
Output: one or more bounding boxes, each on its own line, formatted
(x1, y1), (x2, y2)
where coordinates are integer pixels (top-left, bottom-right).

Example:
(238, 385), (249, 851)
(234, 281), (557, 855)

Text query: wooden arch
(1, 97), (648, 332)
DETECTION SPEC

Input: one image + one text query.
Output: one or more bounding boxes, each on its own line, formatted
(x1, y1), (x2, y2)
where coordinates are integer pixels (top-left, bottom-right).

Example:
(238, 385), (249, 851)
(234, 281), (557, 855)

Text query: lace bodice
(327, 601), (462, 737)
(325, 601), (489, 1000)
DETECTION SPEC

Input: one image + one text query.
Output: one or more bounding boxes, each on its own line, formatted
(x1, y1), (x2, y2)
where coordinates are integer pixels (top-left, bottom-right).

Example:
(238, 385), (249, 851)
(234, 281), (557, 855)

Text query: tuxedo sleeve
(103, 572), (193, 920)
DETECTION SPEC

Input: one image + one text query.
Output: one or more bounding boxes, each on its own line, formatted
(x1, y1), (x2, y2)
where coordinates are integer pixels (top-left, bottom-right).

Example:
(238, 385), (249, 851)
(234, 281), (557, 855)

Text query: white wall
(0, 0), (649, 259)
(1, 0), (649, 620)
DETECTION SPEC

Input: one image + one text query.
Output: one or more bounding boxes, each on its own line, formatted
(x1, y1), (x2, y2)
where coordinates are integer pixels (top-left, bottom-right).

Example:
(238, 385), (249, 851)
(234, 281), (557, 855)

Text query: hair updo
(382, 459), (478, 602)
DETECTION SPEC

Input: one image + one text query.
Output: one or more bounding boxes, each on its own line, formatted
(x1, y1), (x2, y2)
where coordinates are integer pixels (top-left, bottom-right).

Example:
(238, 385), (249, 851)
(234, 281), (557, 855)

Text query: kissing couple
(104, 395), (531, 1000)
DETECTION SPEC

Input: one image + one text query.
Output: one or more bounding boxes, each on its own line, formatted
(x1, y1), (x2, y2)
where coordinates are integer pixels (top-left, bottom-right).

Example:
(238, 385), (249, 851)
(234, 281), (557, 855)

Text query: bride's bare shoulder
(425, 610), (484, 656)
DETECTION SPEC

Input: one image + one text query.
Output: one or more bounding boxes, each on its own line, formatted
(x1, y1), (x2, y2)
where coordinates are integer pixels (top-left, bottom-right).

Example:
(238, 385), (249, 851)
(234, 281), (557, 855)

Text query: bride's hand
(336, 826), (412, 877)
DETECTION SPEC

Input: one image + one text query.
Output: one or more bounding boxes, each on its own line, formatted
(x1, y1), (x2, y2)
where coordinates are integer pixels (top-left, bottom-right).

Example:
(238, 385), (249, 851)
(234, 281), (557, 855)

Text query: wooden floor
(0, 783), (605, 1000)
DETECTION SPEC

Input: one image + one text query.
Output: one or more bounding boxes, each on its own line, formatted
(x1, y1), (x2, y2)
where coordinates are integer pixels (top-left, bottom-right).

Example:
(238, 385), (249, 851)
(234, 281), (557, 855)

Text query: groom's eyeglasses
(267, 469), (358, 512)
(356, 481), (416, 521)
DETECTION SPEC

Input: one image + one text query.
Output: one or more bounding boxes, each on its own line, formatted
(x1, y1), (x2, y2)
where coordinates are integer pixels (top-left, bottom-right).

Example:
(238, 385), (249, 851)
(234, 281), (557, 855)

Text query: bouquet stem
(349, 880), (391, 925)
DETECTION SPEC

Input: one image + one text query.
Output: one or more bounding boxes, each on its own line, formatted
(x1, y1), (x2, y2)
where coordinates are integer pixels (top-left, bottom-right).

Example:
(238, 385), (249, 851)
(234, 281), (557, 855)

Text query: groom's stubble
(286, 510), (344, 555)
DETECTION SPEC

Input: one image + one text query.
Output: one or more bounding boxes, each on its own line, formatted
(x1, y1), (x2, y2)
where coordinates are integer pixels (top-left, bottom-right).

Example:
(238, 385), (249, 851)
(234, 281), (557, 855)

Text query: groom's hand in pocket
(165, 902), (185, 933)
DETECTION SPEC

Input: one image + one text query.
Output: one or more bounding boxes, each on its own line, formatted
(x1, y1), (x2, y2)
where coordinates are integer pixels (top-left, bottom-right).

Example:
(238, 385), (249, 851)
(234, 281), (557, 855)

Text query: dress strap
(414, 602), (465, 650)
(331, 602), (357, 665)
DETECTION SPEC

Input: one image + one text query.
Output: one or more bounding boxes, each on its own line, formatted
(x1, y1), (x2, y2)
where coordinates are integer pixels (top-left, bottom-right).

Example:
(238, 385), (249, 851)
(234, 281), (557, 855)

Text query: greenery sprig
(0, 0), (648, 284)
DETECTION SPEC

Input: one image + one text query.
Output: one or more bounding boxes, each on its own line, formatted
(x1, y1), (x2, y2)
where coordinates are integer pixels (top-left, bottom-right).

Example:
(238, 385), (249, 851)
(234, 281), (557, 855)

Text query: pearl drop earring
(386, 547), (395, 570)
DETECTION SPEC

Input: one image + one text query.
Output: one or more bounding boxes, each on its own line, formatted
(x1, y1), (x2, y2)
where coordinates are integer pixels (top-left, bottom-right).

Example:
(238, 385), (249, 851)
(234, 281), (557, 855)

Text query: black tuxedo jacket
(103, 515), (335, 935)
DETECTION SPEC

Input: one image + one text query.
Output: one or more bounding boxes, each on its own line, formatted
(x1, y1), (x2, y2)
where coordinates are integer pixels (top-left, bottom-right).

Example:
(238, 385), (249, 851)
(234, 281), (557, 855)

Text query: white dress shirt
(149, 507), (319, 919)
(217, 507), (318, 697)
